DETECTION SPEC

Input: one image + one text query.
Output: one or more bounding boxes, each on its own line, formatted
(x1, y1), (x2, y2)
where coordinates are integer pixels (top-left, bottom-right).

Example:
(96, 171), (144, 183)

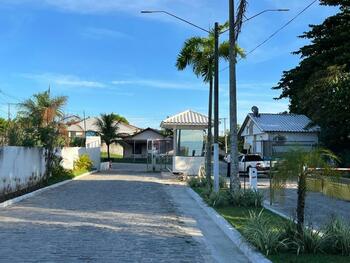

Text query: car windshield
(244, 155), (263, 162)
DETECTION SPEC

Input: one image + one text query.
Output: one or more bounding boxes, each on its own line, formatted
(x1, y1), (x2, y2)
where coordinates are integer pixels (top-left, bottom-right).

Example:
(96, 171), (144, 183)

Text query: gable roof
(66, 117), (140, 135)
(124, 128), (168, 141)
(161, 110), (208, 129)
(239, 113), (320, 135)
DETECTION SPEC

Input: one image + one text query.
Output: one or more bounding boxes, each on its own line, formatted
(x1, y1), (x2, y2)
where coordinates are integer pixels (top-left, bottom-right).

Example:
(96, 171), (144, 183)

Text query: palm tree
(95, 114), (119, 162)
(176, 24), (244, 189)
(20, 90), (67, 127)
(273, 148), (339, 234)
(19, 90), (68, 178)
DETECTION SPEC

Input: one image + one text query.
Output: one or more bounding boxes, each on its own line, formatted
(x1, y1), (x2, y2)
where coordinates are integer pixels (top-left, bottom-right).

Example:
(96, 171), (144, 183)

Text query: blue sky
(0, 0), (337, 131)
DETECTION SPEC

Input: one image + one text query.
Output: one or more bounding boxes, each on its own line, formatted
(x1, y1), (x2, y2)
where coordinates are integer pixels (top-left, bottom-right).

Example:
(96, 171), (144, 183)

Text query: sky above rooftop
(0, 0), (337, 132)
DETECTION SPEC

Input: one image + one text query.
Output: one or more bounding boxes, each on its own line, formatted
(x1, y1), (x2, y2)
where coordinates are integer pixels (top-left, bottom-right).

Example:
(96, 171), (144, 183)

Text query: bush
(243, 209), (287, 256)
(73, 154), (93, 171)
(187, 176), (207, 188)
(70, 137), (86, 147)
(322, 217), (350, 256)
(281, 221), (325, 255)
(208, 190), (231, 207)
(231, 189), (264, 208)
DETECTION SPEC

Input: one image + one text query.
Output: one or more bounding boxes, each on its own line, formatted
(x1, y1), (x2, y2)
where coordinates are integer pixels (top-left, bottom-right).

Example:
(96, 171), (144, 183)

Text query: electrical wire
(220, 0), (318, 72)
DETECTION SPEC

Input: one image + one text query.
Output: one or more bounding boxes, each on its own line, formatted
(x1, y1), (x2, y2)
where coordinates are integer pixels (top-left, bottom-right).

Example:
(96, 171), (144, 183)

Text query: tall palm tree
(273, 148), (339, 234)
(176, 24), (244, 189)
(95, 114), (119, 162)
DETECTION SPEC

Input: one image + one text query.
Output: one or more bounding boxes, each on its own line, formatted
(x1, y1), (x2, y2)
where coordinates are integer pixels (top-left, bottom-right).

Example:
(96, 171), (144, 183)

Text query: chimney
(251, 106), (259, 117)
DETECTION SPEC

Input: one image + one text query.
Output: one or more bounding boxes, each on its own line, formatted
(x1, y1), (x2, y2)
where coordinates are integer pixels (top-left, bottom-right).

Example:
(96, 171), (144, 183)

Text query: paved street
(0, 165), (249, 263)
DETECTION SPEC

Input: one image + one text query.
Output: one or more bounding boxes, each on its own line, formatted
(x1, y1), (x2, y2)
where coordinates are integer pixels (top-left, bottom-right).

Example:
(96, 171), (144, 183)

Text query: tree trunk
(205, 76), (213, 189)
(297, 171), (306, 234)
(107, 144), (111, 162)
(229, 0), (240, 193)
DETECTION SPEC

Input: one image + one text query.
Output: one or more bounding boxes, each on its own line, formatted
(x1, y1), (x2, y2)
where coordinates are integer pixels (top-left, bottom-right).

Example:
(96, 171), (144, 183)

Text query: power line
(220, 0), (318, 72)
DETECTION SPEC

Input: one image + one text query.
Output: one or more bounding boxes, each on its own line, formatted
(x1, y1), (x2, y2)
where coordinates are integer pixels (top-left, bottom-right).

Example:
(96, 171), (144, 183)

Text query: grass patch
(192, 186), (350, 263)
(47, 169), (90, 185)
(101, 152), (123, 159)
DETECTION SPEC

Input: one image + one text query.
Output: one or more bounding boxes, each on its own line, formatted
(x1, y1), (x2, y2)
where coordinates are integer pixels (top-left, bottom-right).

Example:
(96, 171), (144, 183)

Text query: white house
(239, 108), (320, 158)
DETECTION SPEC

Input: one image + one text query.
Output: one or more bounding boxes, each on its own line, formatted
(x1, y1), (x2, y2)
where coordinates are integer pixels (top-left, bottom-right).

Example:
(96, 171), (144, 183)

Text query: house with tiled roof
(238, 107), (320, 158)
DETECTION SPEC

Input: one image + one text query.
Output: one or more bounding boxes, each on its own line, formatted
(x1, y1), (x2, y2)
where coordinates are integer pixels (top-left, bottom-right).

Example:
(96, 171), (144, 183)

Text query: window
(132, 143), (143, 155)
(244, 155), (263, 162)
(86, 130), (98, 136)
(176, 130), (205, 157)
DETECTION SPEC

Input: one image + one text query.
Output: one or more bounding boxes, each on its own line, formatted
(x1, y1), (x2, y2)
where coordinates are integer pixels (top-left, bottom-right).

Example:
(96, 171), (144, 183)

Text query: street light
(141, 10), (219, 191)
(141, 10), (210, 33)
(221, 8), (289, 34)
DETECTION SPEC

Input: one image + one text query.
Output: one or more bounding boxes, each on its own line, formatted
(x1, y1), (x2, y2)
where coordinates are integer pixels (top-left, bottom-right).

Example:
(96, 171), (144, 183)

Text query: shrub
(187, 176), (206, 188)
(74, 154), (93, 171)
(322, 217), (350, 256)
(208, 190), (231, 207)
(281, 220), (325, 255)
(231, 189), (264, 208)
(243, 209), (287, 256)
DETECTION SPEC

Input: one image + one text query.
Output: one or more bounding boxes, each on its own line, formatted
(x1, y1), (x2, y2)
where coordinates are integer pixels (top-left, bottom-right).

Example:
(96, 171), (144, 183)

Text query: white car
(238, 154), (269, 174)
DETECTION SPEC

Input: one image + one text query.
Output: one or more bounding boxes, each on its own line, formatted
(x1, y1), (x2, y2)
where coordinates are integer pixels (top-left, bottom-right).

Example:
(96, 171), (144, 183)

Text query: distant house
(238, 107), (320, 158)
(122, 128), (172, 158)
(66, 117), (141, 154)
(66, 117), (171, 158)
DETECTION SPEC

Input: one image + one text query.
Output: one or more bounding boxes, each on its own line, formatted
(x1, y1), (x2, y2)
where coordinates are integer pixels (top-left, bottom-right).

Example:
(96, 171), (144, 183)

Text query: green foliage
(274, 1), (350, 156)
(230, 189), (264, 208)
(187, 176), (207, 188)
(73, 154), (93, 172)
(322, 217), (350, 256)
(243, 209), (287, 256)
(110, 113), (129, 124)
(281, 221), (326, 255)
(95, 113), (119, 161)
(273, 148), (339, 231)
(208, 190), (231, 207)
(69, 137), (86, 147)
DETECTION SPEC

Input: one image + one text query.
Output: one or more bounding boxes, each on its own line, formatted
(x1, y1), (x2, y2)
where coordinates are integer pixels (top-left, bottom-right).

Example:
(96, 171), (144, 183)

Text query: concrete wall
(173, 156), (205, 176)
(0, 146), (46, 195)
(101, 142), (124, 156)
(59, 147), (101, 170)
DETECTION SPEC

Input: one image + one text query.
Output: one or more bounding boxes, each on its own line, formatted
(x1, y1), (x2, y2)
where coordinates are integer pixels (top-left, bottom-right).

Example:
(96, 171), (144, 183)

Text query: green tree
(273, 148), (338, 234)
(95, 113), (119, 162)
(176, 24), (244, 189)
(18, 90), (68, 178)
(111, 113), (129, 124)
(274, 0), (350, 164)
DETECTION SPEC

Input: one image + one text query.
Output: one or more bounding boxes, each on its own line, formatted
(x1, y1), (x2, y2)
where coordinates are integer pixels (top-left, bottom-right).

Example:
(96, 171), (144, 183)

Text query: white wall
(0, 147), (46, 195)
(173, 156), (205, 175)
(59, 147), (101, 170)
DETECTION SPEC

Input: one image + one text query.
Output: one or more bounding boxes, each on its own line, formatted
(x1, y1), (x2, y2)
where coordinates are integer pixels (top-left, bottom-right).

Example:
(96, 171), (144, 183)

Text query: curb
(263, 200), (291, 220)
(0, 170), (98, 209)
(186, 187), (272, 263)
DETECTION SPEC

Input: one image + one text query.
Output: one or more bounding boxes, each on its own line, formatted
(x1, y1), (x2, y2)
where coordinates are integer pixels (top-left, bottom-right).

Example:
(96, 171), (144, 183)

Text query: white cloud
(81, 27), (128, 40)
(111, 79), (206, 91)
(21, 73), (106, 88)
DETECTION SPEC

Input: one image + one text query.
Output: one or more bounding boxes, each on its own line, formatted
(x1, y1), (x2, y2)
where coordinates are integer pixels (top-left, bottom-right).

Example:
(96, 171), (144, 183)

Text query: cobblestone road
(0, 170), (229, 263)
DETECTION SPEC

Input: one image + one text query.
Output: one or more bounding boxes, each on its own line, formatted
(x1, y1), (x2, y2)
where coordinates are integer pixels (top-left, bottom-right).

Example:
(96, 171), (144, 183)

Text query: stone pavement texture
(0, 164), (249, 263)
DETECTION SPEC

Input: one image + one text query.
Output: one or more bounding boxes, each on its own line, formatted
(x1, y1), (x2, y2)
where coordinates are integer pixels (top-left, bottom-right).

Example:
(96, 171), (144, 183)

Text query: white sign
(249, 168), (258, 190)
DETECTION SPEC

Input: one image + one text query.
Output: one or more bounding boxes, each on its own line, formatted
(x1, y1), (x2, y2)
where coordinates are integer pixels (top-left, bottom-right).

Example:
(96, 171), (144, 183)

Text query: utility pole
(229, 0), (240, 192)
(83, 110), (87, 147)
(213, 22), (220, 193)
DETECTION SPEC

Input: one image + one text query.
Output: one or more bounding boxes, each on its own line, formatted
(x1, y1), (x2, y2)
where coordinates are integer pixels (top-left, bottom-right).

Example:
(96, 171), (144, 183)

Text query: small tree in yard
(95, 114), (119, 162)
(273, 148), (339, 234)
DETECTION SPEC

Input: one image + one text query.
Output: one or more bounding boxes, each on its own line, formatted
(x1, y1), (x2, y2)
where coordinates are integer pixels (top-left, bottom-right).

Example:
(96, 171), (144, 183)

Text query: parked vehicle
(238, 154), (269, 174)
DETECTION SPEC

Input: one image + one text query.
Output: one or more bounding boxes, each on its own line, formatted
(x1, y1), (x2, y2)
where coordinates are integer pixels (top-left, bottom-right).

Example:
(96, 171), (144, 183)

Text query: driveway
(0, 165), (249, 263)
